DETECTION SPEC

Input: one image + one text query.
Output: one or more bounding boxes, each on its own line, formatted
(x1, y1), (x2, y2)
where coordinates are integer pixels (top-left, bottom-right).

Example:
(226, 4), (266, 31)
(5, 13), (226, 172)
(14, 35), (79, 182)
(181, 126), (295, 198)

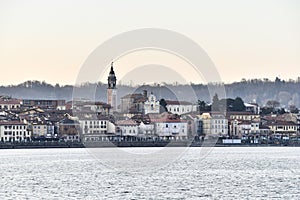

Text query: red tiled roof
(0, 121), (26, 125)
(117, 120), (138, 126)
(265, 120), (297, 126)
(0, 99), (22, 104)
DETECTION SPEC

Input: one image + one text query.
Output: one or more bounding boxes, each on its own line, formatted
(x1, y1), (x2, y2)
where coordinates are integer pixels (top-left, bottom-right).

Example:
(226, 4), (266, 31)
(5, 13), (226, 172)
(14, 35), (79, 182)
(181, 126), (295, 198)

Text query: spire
(108, 61), (117, 89)
(110, 62), (115, 74)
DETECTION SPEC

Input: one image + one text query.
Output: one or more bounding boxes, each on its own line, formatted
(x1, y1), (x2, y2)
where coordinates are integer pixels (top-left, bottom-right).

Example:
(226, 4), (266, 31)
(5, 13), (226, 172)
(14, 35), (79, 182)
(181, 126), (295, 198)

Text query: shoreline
(1, 141), (299, 149)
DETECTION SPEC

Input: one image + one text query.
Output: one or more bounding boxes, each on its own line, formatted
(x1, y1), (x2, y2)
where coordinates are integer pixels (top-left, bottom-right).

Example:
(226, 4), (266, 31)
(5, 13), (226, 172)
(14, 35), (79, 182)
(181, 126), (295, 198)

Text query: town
(0, 63), (299, 148)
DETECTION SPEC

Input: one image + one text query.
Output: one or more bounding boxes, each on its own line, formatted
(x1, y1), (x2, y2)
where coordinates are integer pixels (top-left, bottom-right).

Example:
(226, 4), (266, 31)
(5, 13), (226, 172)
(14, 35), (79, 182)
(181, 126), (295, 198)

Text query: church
(107, 62), (117, 112)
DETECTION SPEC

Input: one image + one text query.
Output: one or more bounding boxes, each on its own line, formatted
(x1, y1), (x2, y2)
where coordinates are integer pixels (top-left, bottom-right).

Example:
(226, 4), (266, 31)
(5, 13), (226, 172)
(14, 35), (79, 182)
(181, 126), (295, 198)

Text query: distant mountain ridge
(1, 79), (299, 107)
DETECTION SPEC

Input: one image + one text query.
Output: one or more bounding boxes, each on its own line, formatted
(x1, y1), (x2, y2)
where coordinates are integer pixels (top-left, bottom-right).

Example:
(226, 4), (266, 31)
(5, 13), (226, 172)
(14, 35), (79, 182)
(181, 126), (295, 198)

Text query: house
(0, 121), (30, 142)
(58, 118), (81, 141)
(116, 119), (139, 136)
(28, 121), (55, 139)
(149, 112), (188, 140)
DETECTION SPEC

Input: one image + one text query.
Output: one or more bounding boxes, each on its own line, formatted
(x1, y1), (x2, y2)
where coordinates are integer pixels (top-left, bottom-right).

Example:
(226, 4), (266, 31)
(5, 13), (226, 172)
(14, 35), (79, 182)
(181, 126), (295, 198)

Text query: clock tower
(107, 62), (117, 112)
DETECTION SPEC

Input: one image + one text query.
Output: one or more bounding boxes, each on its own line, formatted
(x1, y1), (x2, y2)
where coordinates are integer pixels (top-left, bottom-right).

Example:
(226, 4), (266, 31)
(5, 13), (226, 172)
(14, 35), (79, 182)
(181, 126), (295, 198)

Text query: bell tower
(107, 62), (117, 112)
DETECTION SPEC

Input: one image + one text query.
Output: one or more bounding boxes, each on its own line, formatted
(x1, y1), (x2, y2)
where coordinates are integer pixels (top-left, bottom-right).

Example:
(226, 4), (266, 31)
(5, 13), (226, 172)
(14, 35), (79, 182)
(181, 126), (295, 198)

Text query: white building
(116, 120), (139, 136)
(78, 115), (115, 142)
(149, 113), (188, 140)
(138, 121), (155, 136)
(144, 92), (160, 114)
(230, 120), (262, 137)
(166, 100), (197, 115)
(244, 103), (260, 114)
(0, 121), (30, 142)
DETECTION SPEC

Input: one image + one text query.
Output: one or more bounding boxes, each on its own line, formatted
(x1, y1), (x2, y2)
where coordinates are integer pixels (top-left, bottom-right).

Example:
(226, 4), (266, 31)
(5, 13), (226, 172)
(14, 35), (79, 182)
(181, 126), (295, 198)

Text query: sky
(0, 0), (300, 86)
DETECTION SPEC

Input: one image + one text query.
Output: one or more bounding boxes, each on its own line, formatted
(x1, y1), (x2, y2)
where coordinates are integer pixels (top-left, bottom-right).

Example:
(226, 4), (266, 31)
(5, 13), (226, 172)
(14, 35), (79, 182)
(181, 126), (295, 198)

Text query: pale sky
(0, 0), (300, 86)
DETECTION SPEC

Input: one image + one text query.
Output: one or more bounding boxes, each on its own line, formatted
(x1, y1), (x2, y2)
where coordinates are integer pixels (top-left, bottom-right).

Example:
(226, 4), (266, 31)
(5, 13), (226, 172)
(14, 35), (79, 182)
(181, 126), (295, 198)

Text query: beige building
(201, 112), (228, 136)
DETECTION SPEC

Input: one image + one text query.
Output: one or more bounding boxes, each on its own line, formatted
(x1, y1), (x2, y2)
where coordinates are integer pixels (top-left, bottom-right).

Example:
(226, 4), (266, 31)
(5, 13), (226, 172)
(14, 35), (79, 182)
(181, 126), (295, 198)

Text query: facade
(201, 112), (228, 136)
(22, 99), (65, 110)
(154, 120), (188, 140)
(227, 112), (260, 121)
(144, 92), (160, 114)
(107, 62), (117, 112)
(79, 115), (115, 142)
(138, 122), (155, 136)
(166, 100), (197, 115)
(29, 122), (55, 138)
(0, 121), (30, 142)
(265, 121), (297, 136)
(58, 118), (81, 141)
(230, 120), (260, 137)
(0, 98), (22, 110)
(116, 120), (139, 136)
(149, 113), (188, 140)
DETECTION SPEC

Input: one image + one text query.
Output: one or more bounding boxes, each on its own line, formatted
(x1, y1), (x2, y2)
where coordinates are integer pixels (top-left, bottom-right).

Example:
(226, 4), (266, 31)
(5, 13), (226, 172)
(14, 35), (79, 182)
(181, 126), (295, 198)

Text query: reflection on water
(0, 147), (299, 199)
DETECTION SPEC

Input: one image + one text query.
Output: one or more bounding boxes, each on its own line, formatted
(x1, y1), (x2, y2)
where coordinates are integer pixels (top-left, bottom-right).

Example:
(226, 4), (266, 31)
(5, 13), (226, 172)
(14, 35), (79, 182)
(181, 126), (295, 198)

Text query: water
(0, 147), (299, 199)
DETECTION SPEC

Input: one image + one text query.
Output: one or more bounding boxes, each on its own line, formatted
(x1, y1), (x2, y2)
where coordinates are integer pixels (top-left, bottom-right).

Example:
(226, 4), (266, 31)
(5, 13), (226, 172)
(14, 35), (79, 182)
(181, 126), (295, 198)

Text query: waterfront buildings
(0, 63), (299, 144)
(0, 121), (30, 142)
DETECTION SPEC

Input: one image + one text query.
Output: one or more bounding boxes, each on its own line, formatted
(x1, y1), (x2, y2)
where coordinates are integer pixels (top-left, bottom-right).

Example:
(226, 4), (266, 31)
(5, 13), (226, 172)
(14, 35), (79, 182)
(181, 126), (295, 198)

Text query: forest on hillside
(1, 78), (300, 108)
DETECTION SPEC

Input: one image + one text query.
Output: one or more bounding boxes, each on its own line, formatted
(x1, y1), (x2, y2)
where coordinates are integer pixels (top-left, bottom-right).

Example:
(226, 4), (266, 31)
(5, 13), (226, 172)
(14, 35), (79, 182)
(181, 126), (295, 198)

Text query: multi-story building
(58, 118), (81, 141)
(265, 121), (297, 136)
(166, 100), (197, 115)
(0, 97), (22, 110)
(149, 113), (188, 140)
(22, 99), (65, 110)
(29, 121), (55, 138)
(116, 120), (139, 136)
(0, 121), (30, 142)
(201, 112), (228, 136)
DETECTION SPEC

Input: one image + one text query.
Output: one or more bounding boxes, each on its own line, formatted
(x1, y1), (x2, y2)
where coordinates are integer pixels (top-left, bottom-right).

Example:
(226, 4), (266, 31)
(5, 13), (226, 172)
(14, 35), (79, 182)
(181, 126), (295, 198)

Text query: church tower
(107, 62), (117, 112)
